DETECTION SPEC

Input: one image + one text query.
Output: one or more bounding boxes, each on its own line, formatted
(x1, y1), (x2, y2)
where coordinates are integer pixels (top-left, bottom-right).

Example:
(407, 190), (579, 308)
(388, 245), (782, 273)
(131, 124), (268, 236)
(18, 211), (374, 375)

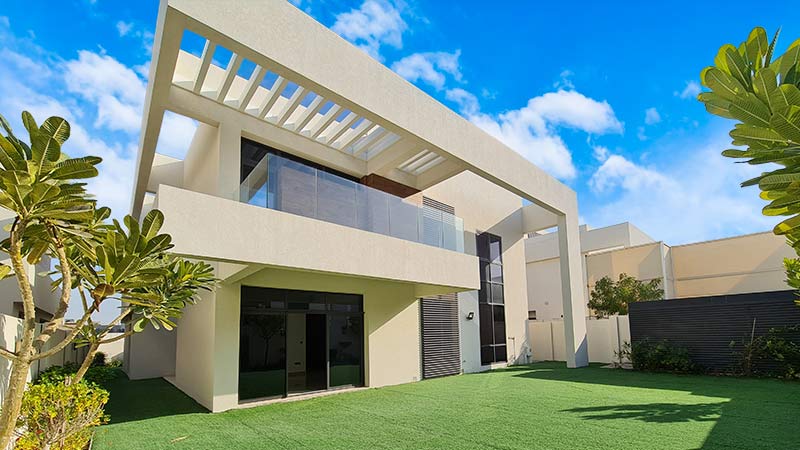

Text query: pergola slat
(257, 76), (288, 119)
(307, 104), (342, 139)
(322, 112), (359, 144)
(238, 65), (266, 111)
(336, 121), (375, 151)
(273, 86), (307, 126)
(291, 95), (325, 131)
(216, 53), (242, 102)
(193, 40), (217, 93)
(351, 127), (388, 156)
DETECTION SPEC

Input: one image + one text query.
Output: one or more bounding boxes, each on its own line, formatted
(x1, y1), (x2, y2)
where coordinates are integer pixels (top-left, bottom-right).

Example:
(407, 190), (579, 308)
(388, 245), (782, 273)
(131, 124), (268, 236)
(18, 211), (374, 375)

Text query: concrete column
(211, 282), (240, 412)
(557, 211), (589, 368)
(217, 122), (242, 200)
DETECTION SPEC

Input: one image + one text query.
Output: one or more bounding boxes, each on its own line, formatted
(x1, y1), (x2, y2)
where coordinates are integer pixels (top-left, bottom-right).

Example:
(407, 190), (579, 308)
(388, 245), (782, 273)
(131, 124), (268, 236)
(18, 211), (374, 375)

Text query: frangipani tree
(698, 27), (800, 299)
(0, 111), (215, 448)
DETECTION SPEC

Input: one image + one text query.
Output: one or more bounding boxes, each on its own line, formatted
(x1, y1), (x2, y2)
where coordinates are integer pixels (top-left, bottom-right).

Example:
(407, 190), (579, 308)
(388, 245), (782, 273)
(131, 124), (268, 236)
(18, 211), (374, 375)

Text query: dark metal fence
(629, 290), (800, 372)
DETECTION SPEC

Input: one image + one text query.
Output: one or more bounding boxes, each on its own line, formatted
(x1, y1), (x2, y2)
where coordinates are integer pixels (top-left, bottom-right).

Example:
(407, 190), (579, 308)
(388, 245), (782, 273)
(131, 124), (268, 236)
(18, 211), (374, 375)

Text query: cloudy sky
(0, 1), (797, 303)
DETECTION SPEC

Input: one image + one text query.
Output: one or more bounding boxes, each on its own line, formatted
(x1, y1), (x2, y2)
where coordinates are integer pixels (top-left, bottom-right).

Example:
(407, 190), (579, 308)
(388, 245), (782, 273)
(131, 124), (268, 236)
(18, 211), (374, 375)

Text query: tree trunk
(0, 356), (31, 449)
(73, 343), (100, 384)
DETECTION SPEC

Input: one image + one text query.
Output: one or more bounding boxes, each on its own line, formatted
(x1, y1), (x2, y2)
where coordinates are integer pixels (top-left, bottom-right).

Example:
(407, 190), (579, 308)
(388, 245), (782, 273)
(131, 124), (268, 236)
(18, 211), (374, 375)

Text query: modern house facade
(527, 223), (795, 321)
(124, 0), (589, 412)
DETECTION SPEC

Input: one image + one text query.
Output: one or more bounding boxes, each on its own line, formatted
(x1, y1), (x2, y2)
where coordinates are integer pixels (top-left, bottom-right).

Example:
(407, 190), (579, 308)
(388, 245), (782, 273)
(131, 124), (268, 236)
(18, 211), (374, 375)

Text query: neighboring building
(527, 223), (795, 321)
(0, 208), (60, 321)
(125, 0), (588, 412)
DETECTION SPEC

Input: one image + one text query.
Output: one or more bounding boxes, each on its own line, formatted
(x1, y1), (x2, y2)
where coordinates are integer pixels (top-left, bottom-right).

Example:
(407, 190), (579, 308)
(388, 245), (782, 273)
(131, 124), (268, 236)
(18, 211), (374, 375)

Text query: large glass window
(239, 287), (364, 401)
(476, 232), (506, 365)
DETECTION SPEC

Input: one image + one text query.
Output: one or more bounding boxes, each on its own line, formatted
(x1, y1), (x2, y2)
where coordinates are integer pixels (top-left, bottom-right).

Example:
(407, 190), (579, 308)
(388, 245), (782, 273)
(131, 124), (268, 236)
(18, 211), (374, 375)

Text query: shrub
(15, 381), (109, 450)
(37, 362), (120, 386)
(627, 339), (696, 374)
(735, 325), (800, 379)
(92, 352), (107, 367)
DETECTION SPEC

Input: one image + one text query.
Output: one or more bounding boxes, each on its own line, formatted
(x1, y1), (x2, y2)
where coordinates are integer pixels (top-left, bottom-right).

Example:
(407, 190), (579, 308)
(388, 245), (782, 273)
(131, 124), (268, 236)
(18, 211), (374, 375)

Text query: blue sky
(1, 1), (798, 246)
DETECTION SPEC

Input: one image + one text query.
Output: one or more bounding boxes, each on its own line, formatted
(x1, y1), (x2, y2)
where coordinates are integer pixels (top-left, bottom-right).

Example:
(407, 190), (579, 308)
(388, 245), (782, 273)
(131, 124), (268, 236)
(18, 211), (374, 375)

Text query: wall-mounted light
(466, 311), (475, 320)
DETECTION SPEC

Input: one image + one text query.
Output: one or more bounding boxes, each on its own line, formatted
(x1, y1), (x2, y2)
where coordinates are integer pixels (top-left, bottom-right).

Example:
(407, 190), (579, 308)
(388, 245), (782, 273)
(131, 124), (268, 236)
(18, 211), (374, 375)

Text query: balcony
(239, 152), (465, 252)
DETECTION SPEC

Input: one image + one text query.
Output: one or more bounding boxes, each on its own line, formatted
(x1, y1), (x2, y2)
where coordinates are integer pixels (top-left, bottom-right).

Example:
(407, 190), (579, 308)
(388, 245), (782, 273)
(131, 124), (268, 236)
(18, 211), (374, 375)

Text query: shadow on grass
(509, 362), (800, 450)
(564, 402), (723, 423)
(104, 373), (207, 424)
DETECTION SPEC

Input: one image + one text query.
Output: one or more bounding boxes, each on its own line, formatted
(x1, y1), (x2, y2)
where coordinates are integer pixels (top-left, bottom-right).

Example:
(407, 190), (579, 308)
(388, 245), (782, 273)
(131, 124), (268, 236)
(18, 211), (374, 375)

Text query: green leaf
(141, 209), (164, 240)
(745, 27), (769, 70)
(0, 264), (12, 280)
(39, 117), (70, 145)
(729, 93), (771, 127)
(770, 105), (800, 143)
(730, 124), (788, 149)
(775, 214), (800, 235)
(725, 47), (751, 88)
(701, 67), (744, 101)
(48, 161), (99, 180)
(759, 173), (800, 190)
(21, 111), (38, 137)
(698, 92), (733, 119)
(132, 317), (147, 333)
(765, 28), (781, 67)
(714, 44), (735, 75)
(776, 38), (800, 83)
(753, 68), (778, 110)
(30, 133), (61, 174)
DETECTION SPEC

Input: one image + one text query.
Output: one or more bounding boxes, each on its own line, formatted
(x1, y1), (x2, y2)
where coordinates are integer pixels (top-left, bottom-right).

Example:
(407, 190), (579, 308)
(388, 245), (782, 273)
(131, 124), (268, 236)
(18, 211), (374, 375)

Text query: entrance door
(239, 286), (364, 402)
(287, 313), (327, 394)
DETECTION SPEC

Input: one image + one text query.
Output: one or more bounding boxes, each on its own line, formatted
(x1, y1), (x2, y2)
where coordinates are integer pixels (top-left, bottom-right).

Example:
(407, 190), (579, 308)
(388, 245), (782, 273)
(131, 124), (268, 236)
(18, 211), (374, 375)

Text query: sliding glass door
(239, 287), (364, 402)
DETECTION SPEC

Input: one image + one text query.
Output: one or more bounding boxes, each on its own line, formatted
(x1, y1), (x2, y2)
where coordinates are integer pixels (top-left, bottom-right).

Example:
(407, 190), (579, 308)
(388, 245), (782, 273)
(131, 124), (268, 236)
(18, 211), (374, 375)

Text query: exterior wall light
(466, 311), (474, 320)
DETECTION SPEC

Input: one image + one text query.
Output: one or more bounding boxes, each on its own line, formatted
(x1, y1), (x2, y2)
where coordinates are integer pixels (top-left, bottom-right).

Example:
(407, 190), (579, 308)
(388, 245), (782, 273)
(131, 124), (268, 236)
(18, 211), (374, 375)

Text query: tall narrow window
(476, 232), (506, 365)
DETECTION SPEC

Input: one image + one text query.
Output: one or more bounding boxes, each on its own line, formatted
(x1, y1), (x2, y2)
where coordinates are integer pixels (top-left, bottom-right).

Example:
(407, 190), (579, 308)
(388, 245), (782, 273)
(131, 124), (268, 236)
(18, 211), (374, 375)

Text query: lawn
(93, 362), (799, 450)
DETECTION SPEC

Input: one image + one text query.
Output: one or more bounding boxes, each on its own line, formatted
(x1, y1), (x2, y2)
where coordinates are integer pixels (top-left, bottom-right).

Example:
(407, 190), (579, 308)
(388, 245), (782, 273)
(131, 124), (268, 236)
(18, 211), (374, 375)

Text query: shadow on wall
(0, 314), (23, 405)
(509, 363), (799, 450)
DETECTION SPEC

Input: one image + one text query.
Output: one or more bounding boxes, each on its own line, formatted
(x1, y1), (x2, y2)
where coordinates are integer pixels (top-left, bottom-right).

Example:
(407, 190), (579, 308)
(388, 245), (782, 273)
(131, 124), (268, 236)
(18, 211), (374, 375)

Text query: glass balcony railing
(239, 153), (465, 252)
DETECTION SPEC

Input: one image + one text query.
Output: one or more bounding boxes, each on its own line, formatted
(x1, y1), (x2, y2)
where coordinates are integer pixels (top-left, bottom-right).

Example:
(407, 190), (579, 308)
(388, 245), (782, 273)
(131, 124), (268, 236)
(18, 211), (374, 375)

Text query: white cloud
(554, 69), (575, 90)
(636, 126), (647, 141)
(585, 132), (774, 245)
(332, 0), (407, 61)
(392, 50), (462, 90)
(644, 107), (661, 125)
(0, 16), (9, 28)
(446, 88), (623, 180)
(445, 88), (479, 115)
(676, 80), (701, 99)
(592, 145), (609, 162)
(116, 21), (133, 37)
(64, 51), (146, 133)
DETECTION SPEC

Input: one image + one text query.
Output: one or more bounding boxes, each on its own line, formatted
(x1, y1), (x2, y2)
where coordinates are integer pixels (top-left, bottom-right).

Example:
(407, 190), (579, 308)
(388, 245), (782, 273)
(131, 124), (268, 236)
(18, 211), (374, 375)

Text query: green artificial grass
(93, 362), (800, 450)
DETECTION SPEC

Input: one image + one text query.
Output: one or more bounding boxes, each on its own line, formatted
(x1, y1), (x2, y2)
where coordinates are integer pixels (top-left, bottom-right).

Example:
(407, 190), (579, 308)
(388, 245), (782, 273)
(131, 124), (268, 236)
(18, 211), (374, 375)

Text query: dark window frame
(476, 232), (507, 364)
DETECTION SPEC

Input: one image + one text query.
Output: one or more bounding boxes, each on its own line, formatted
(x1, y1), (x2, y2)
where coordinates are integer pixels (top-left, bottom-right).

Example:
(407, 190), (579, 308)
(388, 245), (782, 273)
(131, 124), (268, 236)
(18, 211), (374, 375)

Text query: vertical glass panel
(329, 315), (363, 387)
(480, 345), (494, 365)
(270, 155), (317, 218)
(317, 171), (357, 227)
(454, 217), (464, 253)
(478, 282), (490, 304)
(421, 206), (443, 247)
(489, 236), (502, 264)
(493, 305), (506, 343)
(494, 345), (507, 363)
(239, 314), (286, 400)
(355, 184), (390, 235)
(479, 303), (493, 346)
(479, 261), (490, 282)
(491, 284), (504, 304)
(490, 264), (503, 284)
(388, 197), (419, 242)
(476, 233), (490, 260)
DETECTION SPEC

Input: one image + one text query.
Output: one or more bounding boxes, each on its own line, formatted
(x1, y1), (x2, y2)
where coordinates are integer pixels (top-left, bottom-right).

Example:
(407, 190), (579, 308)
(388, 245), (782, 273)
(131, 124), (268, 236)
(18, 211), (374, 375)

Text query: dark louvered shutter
(420, 197), (461, 379)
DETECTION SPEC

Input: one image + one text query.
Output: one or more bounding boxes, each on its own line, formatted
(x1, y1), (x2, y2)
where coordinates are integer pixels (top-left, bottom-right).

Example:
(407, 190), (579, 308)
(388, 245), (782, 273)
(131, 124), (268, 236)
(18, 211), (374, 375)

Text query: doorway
(286, 313), (327, 394)
(239, 287), (364, 402)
